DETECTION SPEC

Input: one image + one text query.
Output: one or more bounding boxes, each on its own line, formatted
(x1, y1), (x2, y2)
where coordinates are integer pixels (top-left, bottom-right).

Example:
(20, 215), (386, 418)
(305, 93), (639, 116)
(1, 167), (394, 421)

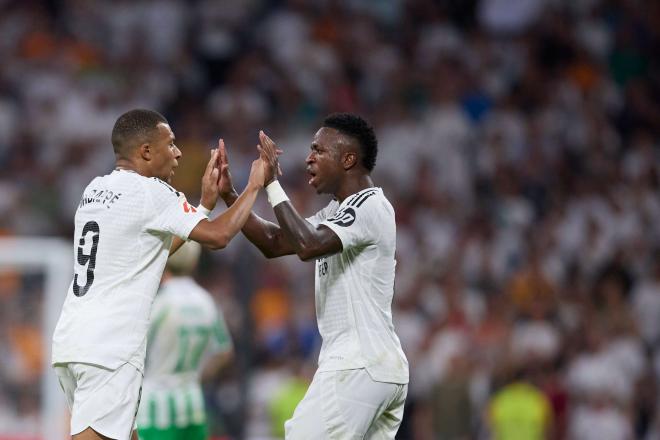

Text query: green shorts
(138, 423), (207, 440)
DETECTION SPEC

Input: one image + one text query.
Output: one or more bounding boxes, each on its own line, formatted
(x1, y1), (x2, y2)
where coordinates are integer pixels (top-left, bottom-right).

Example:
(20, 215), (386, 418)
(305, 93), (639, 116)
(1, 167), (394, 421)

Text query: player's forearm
(208, 184), (260, 248)
(223, 190), (295, 258)
(169, 236), (185, 255)
(273, 202), (327, 261)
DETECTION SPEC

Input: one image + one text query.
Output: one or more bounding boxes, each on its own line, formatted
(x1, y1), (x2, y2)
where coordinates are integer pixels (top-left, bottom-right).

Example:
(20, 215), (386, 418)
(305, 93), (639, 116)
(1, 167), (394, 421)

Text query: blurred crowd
(0, 0), (659, 438)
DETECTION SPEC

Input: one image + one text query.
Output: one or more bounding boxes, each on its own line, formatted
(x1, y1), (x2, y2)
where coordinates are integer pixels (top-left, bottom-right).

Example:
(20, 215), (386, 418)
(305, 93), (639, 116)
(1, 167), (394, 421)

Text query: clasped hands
(201, 131), (283, 210)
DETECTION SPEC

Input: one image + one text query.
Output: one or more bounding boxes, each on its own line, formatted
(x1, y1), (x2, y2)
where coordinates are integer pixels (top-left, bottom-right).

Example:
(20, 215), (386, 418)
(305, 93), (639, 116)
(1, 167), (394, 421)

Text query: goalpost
(0, 237), (71, 440)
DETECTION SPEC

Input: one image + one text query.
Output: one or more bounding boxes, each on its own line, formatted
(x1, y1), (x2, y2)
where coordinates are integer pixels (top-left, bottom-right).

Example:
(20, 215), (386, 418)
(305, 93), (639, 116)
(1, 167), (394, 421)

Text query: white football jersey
(307, 187), (409, 384)
(52, 169), (207, 372)
(137, 276), (232, 430)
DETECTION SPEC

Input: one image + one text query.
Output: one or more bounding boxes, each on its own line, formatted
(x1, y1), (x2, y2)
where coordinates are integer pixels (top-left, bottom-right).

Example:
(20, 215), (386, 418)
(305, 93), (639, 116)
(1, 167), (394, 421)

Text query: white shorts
(54, 362), (143, 440)
(285, 368), (407, 439)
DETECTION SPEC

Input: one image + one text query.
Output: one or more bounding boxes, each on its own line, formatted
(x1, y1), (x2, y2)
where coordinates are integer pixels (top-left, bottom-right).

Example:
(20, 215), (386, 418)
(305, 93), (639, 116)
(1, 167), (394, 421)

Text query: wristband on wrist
(266, 180), (289, 207)
(197, 204), (211, 216)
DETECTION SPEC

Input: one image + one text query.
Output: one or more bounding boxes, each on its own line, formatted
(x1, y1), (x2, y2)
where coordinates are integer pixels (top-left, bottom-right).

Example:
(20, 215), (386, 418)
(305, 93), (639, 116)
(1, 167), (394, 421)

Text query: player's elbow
(263, 249), (279, 259)
(258, 239), (278, 258)
(259, 242), (293, 259)
(190, 221), (230, 250)
(207, 242), (227, 251)
(296, 245), (318, 262)
(206, 233), (230, 250)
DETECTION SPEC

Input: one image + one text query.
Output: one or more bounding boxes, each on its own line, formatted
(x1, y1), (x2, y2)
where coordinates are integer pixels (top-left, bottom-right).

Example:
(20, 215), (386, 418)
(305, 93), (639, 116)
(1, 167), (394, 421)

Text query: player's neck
(334, 175), (374, 203)
(115, 158), (143, 175)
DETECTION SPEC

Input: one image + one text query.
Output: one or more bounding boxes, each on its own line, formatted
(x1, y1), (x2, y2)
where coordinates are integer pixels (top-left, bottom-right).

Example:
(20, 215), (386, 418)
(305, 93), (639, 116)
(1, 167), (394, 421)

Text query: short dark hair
(322, 113), (378, 171)
(111, 109), (168, 157)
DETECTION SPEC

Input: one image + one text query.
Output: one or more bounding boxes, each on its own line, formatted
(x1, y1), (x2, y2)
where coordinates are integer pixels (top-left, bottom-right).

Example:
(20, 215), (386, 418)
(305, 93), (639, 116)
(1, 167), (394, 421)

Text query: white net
(0, 238), (70, 440)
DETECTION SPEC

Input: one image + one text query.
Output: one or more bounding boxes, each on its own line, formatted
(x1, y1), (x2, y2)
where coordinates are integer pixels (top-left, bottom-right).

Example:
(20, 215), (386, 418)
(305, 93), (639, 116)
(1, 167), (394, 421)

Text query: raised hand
(258, 130), (283, 185)
(217, 139), (237, 200)
(247, 156), (267, 189)
(200, 148), (220, 210)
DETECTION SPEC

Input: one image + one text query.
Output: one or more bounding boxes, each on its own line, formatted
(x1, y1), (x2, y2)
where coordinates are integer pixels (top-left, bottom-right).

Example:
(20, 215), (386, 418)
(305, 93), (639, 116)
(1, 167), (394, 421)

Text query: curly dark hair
(111, 109), (168, 157)
(323, 113), (378, 171)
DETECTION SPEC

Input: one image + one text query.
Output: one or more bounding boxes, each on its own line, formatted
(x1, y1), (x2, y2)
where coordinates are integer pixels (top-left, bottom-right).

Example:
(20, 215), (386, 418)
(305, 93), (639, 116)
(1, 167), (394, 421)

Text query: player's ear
(342, 151), (357, 170)
(139, 143), (152, 161)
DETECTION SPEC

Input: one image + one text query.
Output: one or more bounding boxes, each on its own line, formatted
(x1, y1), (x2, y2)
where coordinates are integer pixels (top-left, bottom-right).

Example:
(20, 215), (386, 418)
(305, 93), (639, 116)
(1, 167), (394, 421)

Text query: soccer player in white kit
(51, 109), (278, 440)
(219, 114), (409, 439)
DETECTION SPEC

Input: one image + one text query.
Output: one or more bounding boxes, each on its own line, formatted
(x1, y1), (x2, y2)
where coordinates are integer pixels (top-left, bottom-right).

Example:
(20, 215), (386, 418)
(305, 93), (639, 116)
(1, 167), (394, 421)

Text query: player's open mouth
(307, 170), (317, 186)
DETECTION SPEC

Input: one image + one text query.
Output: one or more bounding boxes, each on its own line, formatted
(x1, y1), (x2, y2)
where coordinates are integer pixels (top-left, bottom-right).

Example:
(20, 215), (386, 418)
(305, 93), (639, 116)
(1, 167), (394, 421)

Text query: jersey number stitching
(73, 220), (100, 297)
(175, 326), (211, 372)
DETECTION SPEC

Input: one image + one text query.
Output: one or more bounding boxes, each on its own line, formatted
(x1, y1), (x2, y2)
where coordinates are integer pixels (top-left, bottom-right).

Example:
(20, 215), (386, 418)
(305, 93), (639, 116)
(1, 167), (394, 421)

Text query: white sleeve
(320, 194), (382, 250)
(306, 200), (339, 227)
(144, 178), (207, 240)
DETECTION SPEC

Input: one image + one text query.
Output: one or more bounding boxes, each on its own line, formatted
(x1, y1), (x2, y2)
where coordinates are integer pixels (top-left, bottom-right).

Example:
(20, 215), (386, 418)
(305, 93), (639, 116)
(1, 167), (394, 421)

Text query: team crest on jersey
(328, 207), (356, 227)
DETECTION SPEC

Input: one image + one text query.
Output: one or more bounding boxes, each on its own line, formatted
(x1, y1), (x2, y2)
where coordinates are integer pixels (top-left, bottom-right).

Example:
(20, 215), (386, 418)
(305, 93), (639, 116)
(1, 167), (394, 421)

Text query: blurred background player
(137, 241), (233, 440)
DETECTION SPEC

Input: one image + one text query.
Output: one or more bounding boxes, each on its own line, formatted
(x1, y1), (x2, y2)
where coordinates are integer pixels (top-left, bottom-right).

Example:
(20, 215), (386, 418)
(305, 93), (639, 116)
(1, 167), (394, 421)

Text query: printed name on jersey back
(79, 189), (123, 209)
(327, 189), (378, 227)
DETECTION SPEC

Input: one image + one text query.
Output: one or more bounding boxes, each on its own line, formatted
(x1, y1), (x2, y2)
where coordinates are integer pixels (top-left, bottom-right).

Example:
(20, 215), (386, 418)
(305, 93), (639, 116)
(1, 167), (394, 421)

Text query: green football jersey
(137, 276), (232, 433)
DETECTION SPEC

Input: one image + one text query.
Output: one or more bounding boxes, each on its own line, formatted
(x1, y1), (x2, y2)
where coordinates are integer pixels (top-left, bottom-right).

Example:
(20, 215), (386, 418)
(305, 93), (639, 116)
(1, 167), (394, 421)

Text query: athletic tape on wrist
(266, 180), (289, 207)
